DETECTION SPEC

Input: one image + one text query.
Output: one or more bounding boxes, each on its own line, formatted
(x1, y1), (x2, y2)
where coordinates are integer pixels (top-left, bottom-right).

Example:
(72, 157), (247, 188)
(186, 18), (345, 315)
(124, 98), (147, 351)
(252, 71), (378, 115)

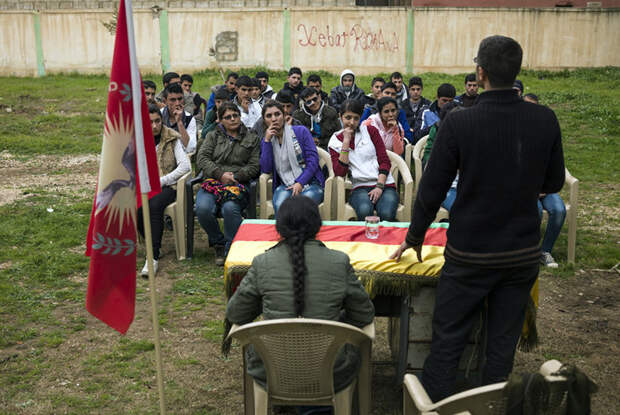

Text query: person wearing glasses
(391, 36), (565, 402)
(160, 82), (197, 154)
(195, 102), (260, 266)
(260, 100), (325, 216)
(293, 87), (340, 150)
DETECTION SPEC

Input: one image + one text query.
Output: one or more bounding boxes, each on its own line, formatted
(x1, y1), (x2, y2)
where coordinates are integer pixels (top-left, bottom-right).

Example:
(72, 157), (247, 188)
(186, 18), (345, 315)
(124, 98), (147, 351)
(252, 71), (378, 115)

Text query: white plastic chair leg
(333, 379), (355, 415)
(253, 380), (269, 415)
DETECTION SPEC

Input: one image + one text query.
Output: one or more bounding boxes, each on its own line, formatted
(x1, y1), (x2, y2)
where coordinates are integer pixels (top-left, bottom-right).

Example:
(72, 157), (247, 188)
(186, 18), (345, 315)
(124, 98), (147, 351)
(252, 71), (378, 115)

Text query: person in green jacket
(195, 102), (260, 265)
(226, 196), (375, 413)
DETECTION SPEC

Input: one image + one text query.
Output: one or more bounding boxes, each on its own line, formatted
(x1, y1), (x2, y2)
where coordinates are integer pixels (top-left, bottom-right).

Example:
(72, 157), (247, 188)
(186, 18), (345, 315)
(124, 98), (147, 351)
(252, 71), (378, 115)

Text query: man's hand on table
(390, 241), (423, 263)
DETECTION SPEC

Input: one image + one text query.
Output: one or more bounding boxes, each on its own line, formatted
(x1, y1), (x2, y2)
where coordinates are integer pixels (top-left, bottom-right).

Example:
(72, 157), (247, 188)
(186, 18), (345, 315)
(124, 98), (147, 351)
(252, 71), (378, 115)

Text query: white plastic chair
(403, 360), (570, 415)
(163, 171), (190, 260)
(541, 168), (578, 264)
(228, 318), (375, 415)
(336, 150), (413, 222)
(259, 147), (334, 220)
(410, 136), (450, 222)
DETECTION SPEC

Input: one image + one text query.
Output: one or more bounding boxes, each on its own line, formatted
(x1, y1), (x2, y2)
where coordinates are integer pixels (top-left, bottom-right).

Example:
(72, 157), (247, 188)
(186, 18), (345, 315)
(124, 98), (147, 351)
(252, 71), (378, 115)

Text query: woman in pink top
(362, 96), (405, 156)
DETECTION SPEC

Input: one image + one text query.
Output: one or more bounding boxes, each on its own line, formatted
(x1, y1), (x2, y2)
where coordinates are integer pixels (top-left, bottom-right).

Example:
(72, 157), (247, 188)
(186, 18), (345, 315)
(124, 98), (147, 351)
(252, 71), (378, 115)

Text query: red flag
(85, 0), (161, 334)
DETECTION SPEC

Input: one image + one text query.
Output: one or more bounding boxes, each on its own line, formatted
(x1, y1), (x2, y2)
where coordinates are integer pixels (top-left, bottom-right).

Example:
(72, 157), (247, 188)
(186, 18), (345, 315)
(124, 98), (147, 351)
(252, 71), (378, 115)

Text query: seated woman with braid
(226, 196), (375, 414)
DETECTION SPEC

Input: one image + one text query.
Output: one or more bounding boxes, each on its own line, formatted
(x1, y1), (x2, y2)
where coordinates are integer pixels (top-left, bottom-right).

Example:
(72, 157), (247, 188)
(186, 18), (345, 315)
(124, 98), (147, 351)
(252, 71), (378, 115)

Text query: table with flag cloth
(224, 219), (539, 381)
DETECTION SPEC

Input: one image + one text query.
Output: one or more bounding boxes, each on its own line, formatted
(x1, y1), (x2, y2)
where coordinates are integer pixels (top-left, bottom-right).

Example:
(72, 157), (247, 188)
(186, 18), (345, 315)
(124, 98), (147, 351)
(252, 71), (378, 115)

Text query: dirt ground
(1, 153), (618, 414)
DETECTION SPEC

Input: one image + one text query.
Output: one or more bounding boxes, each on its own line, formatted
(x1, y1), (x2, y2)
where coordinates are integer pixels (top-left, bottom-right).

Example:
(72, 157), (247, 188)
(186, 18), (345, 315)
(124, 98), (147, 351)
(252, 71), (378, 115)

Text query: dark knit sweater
(405, 89), (565, 267)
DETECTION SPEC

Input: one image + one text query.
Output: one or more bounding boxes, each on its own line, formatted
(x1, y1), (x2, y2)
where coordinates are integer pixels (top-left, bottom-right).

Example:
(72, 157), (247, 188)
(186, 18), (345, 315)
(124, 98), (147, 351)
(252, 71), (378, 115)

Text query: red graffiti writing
(296, 24), (399, 53)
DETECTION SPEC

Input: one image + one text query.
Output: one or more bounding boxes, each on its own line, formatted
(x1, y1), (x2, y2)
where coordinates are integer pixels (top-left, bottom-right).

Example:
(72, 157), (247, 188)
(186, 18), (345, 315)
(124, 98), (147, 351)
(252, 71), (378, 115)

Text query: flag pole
(123, 0), (166, 413)
(140, 194), (166, 415)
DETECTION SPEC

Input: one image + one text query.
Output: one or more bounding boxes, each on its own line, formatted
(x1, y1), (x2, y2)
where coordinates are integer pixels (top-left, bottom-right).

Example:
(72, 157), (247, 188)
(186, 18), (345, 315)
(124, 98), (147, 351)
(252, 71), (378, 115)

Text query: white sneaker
(140, 259), (159, 277)
(540, 252), (559, 268)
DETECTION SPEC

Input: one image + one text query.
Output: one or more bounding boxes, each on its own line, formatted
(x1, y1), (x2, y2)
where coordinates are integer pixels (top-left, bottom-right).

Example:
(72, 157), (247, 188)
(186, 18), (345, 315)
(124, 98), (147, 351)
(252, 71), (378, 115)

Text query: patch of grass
(201, 320), (225, 342)
(0, 192), (91, 347)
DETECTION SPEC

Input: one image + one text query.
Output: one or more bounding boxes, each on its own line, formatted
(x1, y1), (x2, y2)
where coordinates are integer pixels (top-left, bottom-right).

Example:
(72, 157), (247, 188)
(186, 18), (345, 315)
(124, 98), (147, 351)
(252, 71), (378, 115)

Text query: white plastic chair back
(403, 360), (570, 415)
(228, 318), (373, 414)
(163, 170), (190, 260)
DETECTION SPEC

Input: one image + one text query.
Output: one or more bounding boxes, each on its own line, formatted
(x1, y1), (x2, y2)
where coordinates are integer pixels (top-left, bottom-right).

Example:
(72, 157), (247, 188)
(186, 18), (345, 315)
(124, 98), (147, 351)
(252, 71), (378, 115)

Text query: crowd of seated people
(141, 68), (564, 269)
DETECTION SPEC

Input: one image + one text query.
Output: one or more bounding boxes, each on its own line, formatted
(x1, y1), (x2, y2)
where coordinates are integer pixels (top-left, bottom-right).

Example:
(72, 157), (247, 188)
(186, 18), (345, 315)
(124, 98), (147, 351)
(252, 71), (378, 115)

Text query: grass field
(0, 67), (618, 414)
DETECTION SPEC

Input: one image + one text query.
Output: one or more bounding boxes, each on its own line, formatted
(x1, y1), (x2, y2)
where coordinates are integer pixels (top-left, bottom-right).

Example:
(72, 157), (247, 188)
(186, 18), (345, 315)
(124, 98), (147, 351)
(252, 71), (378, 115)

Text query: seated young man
(206, 71), (238, 111)
(360, 82), (413, 143)
(160, 83), (197, 154)
(255, 71), (274, 106)
(155, 72), (180, 108)
(455, 73), (479, 107)
(143, 80), (157, 105)
(293, 87), (340, 150)
(403, 76), (431, 130)
(138, 104), (191, 276)
(522, 93), (564, 268)
(390, 71), (408, 107)
(362, 76), (385, 108)
(329, 69), (365, 113)
(413, 83), (456, 143)
(250, 77), (262, 104)
(306, 73), (329, 103)
(199, 87), (231, 153)
(421, 102), (463, 213)
(277, 67), (304, 110)
(252, 91), (302, 139)
(180, 73), (206, 132)
(233, 75), (262, 128)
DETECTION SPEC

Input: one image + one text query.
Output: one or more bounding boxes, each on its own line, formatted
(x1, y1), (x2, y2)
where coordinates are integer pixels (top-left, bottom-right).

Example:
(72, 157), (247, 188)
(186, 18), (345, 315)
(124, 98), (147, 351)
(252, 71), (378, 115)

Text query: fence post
(34, 11), (45, 76)
(406, 8), (414, 75)
(283, 8), (291, 70)
(159, 9), (170, 73)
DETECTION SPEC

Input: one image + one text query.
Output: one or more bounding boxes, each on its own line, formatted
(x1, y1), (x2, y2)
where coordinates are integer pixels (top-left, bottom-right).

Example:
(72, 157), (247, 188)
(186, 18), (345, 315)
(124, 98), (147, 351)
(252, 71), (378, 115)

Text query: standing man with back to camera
(391, 35), (565, 401)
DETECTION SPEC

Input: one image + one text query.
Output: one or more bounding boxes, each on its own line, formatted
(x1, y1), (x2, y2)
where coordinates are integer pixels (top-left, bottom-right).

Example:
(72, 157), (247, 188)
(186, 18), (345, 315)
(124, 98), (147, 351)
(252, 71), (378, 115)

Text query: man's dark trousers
(421, 259), (539, 402)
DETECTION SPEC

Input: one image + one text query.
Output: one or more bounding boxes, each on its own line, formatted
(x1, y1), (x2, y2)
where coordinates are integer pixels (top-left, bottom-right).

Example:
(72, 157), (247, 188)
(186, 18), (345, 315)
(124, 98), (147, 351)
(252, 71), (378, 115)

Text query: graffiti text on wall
(296, 24), (399, 53)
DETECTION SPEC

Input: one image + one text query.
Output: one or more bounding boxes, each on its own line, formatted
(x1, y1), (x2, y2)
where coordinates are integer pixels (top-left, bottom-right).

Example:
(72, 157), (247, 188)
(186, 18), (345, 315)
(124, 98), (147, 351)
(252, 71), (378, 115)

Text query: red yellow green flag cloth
(225, 220), (448, 299)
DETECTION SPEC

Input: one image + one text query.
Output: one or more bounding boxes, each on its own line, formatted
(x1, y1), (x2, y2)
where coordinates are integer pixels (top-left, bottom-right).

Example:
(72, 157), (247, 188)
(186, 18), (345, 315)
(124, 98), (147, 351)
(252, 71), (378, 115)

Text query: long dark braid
(275, 196), (322, 317)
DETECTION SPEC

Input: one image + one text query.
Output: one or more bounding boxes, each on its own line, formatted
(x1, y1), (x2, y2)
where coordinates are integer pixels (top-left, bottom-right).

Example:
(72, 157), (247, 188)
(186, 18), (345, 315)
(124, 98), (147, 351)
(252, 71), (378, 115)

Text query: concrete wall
(412, 0), (620, 7)
(0, 0), (356, 10)
(1, 7), (619, 76)
(413, 8), (620, 72)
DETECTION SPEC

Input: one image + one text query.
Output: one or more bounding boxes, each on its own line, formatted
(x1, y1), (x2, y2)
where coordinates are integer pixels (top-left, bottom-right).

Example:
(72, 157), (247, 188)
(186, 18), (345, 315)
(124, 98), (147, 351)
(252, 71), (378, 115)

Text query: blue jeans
(537, 193), (566, 253)
(441, 187), (457, 212)
(272, 183), (324, 216)
(349, 186), (399, 221)
(195, 189), (243, 253)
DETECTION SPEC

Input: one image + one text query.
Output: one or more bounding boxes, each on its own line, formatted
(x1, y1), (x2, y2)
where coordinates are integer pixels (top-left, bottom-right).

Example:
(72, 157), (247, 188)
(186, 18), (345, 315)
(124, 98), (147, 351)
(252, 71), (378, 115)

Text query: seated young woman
(138, 104), (191, 276)
(195, 102), (261, 266)
(361, 96), (405, 156)
(259, 100), (325, 216)
(328, 99), (400, 222)
(226, 196), (375, 412)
